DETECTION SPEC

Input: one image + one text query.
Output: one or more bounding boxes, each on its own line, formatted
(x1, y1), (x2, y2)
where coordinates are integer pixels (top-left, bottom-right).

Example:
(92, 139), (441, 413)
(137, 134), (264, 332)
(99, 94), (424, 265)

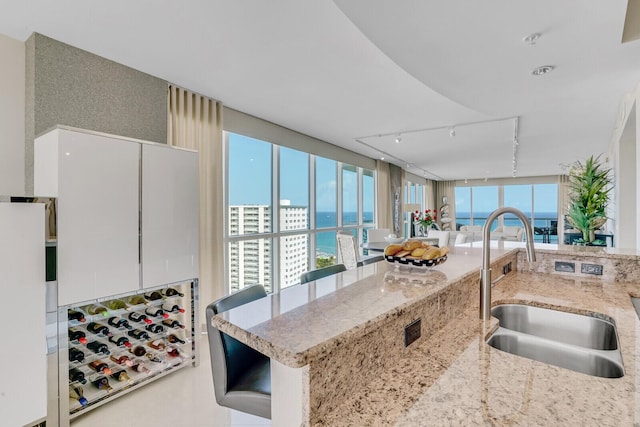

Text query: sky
(229, 132), (557, 215)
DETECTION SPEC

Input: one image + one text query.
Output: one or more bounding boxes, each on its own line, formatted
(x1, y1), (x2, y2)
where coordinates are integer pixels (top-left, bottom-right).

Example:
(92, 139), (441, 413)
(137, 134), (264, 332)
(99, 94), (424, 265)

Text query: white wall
(0, 33), (25, 195)
(609, 81), (640, 249)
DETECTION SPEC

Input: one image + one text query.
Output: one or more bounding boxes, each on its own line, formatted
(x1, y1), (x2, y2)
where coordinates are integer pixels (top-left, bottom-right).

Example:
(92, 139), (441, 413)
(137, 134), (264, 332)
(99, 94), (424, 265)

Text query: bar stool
(205, 284), (271, 419)
(300, 263), (346, 284)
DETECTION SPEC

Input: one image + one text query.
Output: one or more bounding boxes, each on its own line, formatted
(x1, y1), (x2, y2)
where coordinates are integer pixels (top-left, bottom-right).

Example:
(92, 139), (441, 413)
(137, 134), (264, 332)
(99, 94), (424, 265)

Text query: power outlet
(404, 319), (421, 347)
(502, 262), (513, 275)
(581, 263), (603, 275)
(555, 261), (575, 273)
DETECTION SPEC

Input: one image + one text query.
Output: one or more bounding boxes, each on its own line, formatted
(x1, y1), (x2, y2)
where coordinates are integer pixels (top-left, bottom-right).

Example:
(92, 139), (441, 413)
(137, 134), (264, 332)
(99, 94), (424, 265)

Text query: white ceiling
(1, 0), (639, 180)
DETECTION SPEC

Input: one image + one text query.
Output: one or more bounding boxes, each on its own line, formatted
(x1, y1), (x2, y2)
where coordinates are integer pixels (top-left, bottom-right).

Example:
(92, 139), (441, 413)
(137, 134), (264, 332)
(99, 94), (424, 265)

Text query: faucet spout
(480, 207), (536, 321)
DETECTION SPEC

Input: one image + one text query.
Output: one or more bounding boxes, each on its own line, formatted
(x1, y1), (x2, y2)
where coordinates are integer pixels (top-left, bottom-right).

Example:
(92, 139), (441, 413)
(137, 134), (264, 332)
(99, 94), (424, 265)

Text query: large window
(454, 183), (558, 242)
(226, 132), (376, 294)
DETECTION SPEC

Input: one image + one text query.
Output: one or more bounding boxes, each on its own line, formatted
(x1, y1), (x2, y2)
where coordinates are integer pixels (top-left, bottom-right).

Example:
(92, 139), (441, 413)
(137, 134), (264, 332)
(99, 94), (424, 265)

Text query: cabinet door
(56, 130), (140, 305)
(141, 144), (199, 288)
(0, 203), (46, 426)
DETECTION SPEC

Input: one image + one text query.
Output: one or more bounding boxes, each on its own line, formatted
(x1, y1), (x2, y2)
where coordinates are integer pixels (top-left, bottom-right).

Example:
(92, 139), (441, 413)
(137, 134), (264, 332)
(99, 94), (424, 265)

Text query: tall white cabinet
(142, 144), (199, 288)
(34, 126), (199, 302)
(0, 202), (46, 427)
(35, 128), (140, 305)
(34, 126), (199, 426)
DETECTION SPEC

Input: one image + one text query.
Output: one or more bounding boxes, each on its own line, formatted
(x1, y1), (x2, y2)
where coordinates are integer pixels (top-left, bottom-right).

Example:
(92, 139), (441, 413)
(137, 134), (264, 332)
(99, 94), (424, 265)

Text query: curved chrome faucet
(480, 207), (536, 321)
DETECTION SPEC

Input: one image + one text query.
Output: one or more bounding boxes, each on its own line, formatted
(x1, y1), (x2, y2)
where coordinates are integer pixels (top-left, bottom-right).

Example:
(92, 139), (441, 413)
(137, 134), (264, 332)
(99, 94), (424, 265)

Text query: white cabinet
(35, 128), (141, 305)
(0, 203), (46, 427)
(34, 127), (199, 304)
(141, 144), (199, 288)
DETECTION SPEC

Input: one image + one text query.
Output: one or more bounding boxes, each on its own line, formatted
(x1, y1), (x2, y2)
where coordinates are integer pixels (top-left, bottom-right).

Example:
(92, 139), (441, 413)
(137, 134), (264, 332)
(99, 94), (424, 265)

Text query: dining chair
(300, 263), (347, 284)
(428, 230), (450, 247)
(336, 231), (360, 269)
(366, 228), (391, 243)
(454, 233), (467, 245)
(205, 284), (271, 419)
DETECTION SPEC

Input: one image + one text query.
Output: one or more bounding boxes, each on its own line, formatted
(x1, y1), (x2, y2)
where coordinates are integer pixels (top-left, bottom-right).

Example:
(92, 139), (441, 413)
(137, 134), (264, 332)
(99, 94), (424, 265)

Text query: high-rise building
(279, 200), (308, 288)
(229, 202), (308, 292)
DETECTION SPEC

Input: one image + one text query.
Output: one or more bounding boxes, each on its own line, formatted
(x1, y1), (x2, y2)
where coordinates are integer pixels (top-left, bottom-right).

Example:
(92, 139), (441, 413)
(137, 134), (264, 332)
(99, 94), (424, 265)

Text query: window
(226, 132), (375, 294)
(455, 183), (559, 242)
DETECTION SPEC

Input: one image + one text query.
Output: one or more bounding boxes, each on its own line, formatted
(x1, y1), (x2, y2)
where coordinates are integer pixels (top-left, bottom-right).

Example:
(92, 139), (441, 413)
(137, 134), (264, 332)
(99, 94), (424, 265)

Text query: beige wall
(0, 33), (25, 195)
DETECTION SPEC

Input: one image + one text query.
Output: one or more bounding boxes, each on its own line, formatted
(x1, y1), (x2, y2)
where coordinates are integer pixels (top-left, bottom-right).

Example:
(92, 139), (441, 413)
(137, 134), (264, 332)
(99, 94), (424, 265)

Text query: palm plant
(566, 155), (613, 243)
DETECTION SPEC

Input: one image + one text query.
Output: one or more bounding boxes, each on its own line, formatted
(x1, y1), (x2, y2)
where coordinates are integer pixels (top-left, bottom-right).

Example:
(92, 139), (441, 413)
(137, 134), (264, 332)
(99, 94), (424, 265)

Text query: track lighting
(449, 127), (456, 137)
(395, 134), (401, 144)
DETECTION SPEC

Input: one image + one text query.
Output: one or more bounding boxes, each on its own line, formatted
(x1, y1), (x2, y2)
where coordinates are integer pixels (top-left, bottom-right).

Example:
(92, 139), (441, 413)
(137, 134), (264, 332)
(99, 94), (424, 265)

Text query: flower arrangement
(414, 209), (437, 229)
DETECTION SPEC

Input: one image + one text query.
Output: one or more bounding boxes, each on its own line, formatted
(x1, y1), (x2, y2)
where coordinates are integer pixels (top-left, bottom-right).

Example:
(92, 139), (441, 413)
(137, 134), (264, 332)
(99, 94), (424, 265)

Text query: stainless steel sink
(487, 304), (624, 378)
(491, 304), (618, 350)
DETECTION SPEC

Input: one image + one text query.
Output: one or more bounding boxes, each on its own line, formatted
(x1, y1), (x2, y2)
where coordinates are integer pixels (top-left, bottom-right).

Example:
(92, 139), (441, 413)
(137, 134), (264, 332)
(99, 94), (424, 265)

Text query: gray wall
(25, 33), (168, 193)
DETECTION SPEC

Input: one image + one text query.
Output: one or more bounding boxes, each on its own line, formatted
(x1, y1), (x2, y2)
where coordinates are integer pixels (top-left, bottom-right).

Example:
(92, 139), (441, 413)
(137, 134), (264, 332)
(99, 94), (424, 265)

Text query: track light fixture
(449, 127), (456, 137)
(395, 134), (402, 144)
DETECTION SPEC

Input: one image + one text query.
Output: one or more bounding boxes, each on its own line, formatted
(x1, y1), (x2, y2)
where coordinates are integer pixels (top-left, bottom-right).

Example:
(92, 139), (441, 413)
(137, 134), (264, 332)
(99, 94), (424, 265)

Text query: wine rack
(62, 280), (198, 419)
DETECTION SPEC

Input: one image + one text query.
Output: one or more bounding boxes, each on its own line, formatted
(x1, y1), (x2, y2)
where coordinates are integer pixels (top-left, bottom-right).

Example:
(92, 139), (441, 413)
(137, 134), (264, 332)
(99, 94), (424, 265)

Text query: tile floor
(71, 334), (271, 427)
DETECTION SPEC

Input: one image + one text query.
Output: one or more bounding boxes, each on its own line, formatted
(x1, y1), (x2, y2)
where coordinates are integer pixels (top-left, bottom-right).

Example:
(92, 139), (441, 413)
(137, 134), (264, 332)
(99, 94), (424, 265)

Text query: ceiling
(1, 0), (639, 180)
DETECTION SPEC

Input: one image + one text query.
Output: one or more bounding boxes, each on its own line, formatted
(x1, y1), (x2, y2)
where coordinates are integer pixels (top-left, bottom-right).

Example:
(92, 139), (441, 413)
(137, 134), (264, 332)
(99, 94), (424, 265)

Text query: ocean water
(315, 212), (373, 256)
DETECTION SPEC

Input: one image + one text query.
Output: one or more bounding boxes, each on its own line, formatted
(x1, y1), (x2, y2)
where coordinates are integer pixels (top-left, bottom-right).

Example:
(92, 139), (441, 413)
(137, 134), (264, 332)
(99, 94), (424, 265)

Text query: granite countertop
(211, 244), (517, 368)
(322, 270), (640, 426)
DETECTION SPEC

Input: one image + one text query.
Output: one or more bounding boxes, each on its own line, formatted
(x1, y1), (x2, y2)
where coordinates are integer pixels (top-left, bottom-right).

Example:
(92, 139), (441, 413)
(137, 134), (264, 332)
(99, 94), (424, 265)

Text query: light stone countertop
(212, 241), (640, 425)
(212, 244), (516, 368)
(321, 269), (640, 426)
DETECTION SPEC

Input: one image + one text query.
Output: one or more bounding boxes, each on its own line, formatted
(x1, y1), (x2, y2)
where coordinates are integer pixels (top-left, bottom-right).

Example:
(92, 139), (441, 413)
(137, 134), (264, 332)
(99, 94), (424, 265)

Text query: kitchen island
(212, 242), (640, 425)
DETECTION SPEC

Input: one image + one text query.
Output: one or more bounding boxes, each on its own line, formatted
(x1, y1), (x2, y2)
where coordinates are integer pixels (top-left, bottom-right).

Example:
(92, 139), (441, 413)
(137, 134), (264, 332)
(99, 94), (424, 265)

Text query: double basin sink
(487, 304), (624, 378)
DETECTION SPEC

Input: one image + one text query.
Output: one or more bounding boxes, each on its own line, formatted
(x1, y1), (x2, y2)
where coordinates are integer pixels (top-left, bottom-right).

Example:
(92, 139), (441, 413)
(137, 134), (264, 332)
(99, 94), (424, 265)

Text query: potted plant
(566, 155), (613, 244)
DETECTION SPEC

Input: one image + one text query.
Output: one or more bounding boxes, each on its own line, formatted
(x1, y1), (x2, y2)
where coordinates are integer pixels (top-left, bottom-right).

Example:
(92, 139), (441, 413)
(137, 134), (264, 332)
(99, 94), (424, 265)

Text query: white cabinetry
(0, 202), (46, 427)
(35, 128), (140, 305)
(141, 144), (199, 288)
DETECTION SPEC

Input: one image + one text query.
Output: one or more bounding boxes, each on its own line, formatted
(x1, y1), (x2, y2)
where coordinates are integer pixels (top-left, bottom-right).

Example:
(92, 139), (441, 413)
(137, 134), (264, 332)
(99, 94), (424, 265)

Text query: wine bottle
(88, 360), (112, 375)
(162, 287), (184, 298)
(144, 291), (163, 301)
(86, 322), (112, 336)
(167, 347), (180, 358)
(162, 319), (185, 329)
(131, 361), (150, 374)
(126, 295), (149, 306)
(167, 334), (186, 344)
(110, 369), (132, 382)
(68, 309), (86, 323)
(86, 340), (110, 355)
(110, 354), (134, 367)
(69, 368), (86, 384)
(131, 345), (147, 357)
(108, 316), (132, 330)
(108, 335), (132, 348)
(68, 327), (88, 344)
(161, 302), (185, 313)
(145, 307), (169, 319)
(146, 353), (163, 363)
(69, 348), (85, 363)
(147, 339), (166, 350)
(128, 311), (152, 325)
(104, 299), (128, 311)
(92, 376), (113, 392)
(69, 384), (89, 406)
(145, 323), (164, 334)
(85, 304), (109, 316)
(127, 329), (150, 340)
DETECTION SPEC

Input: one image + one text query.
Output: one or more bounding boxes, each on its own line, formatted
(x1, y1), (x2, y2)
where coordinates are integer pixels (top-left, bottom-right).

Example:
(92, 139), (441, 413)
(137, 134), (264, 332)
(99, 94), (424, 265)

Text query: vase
(414, 224), (426, 237)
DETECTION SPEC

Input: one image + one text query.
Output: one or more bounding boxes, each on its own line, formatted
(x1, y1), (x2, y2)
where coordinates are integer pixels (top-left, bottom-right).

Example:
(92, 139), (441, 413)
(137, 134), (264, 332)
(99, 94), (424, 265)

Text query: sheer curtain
(375, 160), (392, 231)
(168, 85), (224, 324)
